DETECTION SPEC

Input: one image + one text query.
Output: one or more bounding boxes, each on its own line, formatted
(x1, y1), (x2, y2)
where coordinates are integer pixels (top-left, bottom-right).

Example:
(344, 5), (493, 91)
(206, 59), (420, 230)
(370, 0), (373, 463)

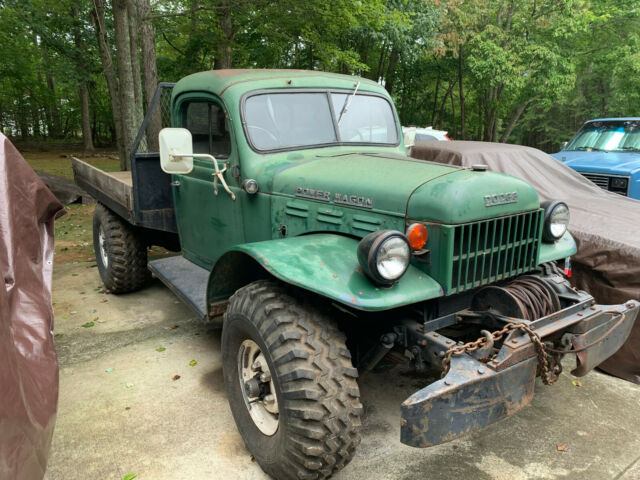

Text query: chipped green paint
(407, 169), (540, 224)
(538, 231), (577, 263)
(230, 234), (443, 311)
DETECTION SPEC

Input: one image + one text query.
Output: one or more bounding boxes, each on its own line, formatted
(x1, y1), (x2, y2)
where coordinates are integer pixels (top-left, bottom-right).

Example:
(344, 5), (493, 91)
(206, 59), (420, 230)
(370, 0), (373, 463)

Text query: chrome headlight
(541, 200), (570, 242)
(357, 230), (410, 286)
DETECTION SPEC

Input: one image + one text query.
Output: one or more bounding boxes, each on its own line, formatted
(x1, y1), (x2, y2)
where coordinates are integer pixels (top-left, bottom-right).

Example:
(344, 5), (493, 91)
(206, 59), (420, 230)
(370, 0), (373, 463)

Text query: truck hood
(551, 151), (640, 175)
(270, 152), (539, 222)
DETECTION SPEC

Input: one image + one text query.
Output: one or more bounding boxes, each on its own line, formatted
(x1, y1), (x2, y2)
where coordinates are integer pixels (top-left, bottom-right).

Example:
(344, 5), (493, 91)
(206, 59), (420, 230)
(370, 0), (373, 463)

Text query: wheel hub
(238, 339), (279, 436)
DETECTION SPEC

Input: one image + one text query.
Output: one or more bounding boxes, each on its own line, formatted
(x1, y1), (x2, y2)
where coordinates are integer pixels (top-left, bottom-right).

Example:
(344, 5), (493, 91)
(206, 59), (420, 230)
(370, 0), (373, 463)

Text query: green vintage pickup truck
(73, 69), (639, 479)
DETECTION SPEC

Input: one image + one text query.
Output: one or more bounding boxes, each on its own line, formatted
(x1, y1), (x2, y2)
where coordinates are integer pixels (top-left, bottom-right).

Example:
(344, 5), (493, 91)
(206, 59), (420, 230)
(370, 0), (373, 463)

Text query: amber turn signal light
(406, 223), (428, 251)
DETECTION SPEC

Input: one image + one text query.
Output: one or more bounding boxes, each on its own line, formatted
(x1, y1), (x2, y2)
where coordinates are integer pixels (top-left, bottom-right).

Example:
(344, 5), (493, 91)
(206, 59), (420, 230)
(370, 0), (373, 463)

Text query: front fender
(538, 230), (577, 264)
(208, 233), (444, 312)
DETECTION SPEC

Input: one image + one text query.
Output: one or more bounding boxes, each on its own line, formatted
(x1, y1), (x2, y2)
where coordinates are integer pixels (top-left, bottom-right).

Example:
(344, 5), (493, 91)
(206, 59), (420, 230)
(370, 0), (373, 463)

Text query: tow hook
(469, 330), (494, 360)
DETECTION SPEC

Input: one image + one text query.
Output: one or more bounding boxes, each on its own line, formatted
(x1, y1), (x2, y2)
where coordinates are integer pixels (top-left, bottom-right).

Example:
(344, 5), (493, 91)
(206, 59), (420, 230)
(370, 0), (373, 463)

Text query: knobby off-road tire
(92, 203), (149, 293)
(222, 280), (363, 480)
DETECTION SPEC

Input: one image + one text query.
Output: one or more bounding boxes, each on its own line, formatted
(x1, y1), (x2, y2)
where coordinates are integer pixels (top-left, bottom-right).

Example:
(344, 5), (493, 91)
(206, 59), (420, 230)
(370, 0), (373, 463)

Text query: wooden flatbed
(71, 157), (134, 221)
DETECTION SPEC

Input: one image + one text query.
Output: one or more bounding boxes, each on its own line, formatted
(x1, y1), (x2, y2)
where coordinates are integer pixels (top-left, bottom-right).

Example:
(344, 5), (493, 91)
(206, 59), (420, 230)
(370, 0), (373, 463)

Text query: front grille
(450, 210), (542, 294)
(581, 173), (629, 196)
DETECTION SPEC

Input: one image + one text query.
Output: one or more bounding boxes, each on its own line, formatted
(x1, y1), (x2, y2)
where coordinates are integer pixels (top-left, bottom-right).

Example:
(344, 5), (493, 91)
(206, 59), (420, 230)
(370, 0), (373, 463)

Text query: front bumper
(400, 298), (639, 448)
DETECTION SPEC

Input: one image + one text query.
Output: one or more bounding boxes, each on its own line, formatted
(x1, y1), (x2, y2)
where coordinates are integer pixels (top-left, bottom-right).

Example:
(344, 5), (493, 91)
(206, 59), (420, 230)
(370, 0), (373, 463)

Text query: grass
(22, 150), (121, 180)
(54, 204), (96, 264)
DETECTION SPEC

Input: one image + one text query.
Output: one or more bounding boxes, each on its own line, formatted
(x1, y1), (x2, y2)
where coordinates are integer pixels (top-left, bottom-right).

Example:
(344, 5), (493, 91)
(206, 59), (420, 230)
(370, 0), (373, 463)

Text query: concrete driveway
(46, 262), (640, 480)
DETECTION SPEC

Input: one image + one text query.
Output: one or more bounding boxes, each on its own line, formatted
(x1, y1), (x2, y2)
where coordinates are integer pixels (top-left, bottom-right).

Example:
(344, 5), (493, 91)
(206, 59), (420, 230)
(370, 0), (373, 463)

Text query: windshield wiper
(337, 81), (360, 125)
(617, 146), (640, 152)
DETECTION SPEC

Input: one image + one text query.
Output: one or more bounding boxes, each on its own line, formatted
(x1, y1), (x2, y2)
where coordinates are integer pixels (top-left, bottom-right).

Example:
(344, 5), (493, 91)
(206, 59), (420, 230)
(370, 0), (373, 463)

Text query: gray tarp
(411, 140), (640, 384)
(0, 133), (64, 479)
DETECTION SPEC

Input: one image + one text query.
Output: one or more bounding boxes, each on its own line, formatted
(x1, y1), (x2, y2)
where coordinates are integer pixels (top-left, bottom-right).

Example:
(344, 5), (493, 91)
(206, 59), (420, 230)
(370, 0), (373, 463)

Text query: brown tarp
(411, 140), (640, 384)
(0, 133), (64, 479)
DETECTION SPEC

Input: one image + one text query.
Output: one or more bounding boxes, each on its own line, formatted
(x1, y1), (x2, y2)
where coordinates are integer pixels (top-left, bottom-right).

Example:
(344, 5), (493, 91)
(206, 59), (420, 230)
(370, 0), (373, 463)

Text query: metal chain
(441, 322), (562, 385)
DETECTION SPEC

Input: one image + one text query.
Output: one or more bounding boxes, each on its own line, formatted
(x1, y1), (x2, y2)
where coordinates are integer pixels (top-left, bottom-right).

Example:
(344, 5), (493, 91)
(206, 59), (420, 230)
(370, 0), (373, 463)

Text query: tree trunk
(127, 0), (145, 128)
(138, 0), (161, 152)
(437, 80), (456, 129)
(72, 5), (94, 152)
(91, 0), (126, 165)
(31, 106), (41, 137)
(449, 86), (456, 137)
(500, 102), (529, 143)
(458, 45), (466, 140)
(113, 0), (138, 170)
(375, 42), (387, 81)
(431, 71), (440, 125)
(214, 0), (233, 69)
(477, 95), (483, 140)
(79, 82), (95, 152)
(18, 103), (28, 138)
(384, 47), (399, 95)
(41, 43), (61, 138)
(599, 78), (607, 116)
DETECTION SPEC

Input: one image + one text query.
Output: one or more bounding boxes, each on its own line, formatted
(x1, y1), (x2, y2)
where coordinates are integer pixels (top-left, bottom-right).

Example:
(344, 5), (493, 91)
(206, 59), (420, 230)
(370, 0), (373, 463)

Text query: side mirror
(159, 128), (194, 174)
(561, 141), (568, 151)
(403, 126), (416, 149)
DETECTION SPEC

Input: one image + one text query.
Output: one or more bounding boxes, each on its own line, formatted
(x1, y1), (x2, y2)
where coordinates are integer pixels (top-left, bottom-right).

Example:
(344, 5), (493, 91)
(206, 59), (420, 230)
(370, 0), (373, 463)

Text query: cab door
(171, 94), (244, 269)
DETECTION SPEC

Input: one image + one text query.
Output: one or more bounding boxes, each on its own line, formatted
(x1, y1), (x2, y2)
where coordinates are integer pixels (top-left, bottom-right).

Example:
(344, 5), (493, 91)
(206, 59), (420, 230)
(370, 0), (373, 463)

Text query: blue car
(551, 117), (640, 198)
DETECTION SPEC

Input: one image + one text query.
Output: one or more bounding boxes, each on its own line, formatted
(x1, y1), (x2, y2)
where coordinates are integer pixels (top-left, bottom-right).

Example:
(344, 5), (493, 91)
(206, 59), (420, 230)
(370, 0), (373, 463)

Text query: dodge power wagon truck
(73, 69), (639, 479)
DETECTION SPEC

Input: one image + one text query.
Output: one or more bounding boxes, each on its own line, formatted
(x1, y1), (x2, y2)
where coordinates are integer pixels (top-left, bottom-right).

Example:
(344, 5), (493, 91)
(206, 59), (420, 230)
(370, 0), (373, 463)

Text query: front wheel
(222, 280), (362, 479)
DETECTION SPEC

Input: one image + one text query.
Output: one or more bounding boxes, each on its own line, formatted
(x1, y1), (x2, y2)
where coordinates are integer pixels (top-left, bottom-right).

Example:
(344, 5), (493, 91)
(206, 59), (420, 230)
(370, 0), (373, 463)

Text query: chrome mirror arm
(174, 153), (236, 201)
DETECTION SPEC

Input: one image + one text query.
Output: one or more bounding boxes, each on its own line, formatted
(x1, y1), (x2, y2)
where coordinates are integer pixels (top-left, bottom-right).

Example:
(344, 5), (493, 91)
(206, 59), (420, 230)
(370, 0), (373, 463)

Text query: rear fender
(207, 233), (443, 314)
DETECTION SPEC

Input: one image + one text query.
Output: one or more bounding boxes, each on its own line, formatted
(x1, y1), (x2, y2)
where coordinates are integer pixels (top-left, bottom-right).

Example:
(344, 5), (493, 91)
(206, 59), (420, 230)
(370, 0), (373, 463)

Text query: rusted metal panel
(572, 303), (639, 376)
(401, 299), (640, 448)
(401, 354), (537, 447)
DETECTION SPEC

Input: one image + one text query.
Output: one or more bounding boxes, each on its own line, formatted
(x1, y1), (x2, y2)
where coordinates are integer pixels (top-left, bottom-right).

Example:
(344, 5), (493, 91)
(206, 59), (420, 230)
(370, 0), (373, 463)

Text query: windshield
(244, 91), (398, 151)
(566, 120), (640, 152)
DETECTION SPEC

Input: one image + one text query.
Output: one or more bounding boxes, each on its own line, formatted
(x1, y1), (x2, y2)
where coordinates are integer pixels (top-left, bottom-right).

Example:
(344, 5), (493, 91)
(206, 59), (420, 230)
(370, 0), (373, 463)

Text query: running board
(148, 256), (209, 321)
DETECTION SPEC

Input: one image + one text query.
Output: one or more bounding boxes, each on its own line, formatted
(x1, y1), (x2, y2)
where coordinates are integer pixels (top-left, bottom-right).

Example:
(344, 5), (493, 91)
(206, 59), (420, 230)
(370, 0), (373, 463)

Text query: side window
(184, 101), (231, 158)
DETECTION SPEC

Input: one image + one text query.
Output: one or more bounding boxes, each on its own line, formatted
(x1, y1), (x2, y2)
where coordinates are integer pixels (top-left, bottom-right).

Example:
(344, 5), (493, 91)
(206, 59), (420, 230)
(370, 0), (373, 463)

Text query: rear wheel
(92, 203), (149, 293)
(222, 280), (362, 479)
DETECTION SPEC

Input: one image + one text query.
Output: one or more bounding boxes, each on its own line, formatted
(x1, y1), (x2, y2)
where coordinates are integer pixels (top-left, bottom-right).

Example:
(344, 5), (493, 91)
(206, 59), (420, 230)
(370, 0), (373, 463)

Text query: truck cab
(73, 69), (639, 480)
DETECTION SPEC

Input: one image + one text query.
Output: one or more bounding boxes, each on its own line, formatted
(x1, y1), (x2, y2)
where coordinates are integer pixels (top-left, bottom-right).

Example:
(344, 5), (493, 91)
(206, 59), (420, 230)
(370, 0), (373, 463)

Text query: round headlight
(541, 200), (570, 242)
(357, 230), (410, 286)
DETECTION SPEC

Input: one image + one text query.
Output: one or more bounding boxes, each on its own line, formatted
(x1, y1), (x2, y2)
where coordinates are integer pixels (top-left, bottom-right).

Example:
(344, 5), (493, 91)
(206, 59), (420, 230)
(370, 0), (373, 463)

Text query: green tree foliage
(2, 0), (639, 153)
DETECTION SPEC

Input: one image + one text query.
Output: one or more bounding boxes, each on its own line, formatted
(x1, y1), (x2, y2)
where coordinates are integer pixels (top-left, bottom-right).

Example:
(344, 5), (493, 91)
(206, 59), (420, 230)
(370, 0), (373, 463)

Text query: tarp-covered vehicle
(73, 70), (639, 479)
(0, 133), (64, 479)
(411, 140), (640, 384)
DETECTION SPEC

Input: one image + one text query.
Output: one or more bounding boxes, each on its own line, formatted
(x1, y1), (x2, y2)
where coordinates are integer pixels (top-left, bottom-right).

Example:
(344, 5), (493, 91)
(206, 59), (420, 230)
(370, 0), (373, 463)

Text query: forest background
(1, 0), (638, 169)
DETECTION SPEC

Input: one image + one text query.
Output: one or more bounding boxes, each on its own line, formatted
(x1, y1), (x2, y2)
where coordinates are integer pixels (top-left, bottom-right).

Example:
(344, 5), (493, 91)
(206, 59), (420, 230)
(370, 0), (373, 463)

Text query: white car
(403, 126), (450, 144)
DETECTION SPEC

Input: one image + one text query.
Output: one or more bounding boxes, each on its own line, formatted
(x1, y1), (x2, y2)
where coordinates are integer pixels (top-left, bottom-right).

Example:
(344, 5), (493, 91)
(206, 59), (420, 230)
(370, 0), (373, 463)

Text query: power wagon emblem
(296, 187), (373, 209)
(484, 191), (518, 207)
